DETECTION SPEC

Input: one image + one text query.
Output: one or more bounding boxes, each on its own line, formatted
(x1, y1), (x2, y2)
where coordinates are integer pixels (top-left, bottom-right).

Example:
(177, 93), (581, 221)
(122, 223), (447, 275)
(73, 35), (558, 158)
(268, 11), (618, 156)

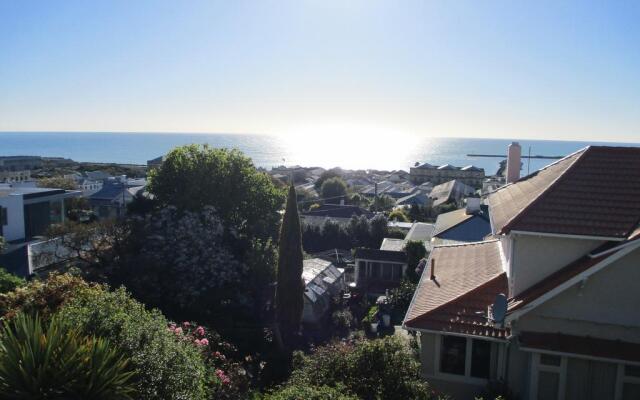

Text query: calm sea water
(0, 132), (637, 175)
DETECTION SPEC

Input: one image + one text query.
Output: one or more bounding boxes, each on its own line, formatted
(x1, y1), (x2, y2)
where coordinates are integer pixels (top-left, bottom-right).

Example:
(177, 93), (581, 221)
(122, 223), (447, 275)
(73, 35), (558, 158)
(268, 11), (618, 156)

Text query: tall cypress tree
(276, 184), (304, 344)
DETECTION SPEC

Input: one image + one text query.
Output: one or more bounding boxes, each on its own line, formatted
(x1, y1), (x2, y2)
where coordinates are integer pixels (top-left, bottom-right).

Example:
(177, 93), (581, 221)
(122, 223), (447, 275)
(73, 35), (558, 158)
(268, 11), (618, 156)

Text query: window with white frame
(437, 335), (493, 380)
(619, 364), (640, 400)
(530, 353), (638, 400)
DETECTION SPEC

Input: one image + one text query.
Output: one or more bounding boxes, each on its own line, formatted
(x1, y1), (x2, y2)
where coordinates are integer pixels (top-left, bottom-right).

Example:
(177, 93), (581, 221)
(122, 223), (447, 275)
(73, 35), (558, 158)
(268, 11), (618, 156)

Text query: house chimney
(465, 197), (481, 215)
(430, 258), (436, 280)
(506, 142), (521, 183)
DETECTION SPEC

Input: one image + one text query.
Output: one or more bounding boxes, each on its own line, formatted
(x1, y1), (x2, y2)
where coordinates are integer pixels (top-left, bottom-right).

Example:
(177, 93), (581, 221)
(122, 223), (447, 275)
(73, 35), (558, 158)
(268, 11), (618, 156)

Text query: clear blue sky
(1, 0), (639, 141)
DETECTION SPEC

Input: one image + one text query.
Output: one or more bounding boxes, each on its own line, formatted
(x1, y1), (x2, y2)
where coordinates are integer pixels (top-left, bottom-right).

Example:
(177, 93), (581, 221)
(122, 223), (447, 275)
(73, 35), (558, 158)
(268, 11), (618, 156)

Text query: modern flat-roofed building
(0, 186), (82, 241)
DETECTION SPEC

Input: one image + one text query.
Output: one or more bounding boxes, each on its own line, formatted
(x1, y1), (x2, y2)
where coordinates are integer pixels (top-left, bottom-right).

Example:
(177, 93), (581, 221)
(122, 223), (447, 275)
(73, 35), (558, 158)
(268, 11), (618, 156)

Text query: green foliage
(0, 273), (95, 320)
(331, 309), (354, 335)
(371, 195), (395, 212)
(388, 280), (418, 323)
(388, 209), (409, 222)
(0, 236), (5, 252)
(148, 144), (285, 239)
(37, 176), (78, 190)
(276, 186), (305, 344)
(286, 337), (434, 400)
(361, 305), (379, 325)
(0, 313), (136, 399)
(264, 383), (358, 400)
(369, 213), (389, 248)
(386, 228), (407, 239)
(404, 240), (427, 282)
(0, 269), (25, 294)
(57, 287), (208, 400)
(321, 177), (347, 203)
(314, 168), (342, 191)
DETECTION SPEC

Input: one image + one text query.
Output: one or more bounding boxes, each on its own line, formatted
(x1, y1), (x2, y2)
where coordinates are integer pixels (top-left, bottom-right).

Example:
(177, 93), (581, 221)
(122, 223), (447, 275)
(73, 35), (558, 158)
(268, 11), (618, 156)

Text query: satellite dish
(491, 293), (508, 324)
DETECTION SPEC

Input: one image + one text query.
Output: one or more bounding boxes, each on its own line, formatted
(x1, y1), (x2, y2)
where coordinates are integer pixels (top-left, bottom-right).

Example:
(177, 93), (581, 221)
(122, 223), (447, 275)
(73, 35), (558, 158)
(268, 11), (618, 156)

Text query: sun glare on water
(276, 124), (422, 171)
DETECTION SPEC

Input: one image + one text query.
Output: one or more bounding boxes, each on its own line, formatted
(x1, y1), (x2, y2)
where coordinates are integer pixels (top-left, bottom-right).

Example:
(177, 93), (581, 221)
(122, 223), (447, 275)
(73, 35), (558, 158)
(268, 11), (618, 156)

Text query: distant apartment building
(0, 170), (31, 183)
(409, 163), (485, 187)
(0, 156), (43, 172)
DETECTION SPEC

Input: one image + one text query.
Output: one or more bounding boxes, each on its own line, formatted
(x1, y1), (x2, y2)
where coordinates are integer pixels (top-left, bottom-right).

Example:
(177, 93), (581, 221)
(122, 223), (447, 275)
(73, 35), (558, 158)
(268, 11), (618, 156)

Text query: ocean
(0, 132), (637, 175)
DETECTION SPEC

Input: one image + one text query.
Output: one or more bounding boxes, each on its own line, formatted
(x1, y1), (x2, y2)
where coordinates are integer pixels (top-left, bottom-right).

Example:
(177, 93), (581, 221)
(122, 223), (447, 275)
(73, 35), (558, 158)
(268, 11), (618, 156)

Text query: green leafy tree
(369, 214), (389, 248)
(147, 144), (285, 239)
(404, 240), (427, 282)
(0, 313), (137, 399)
(389, 209), (409, 222)
(276, 185), (305, 345)
(321, 177), (347, 204)
(314, 168), (342, 191)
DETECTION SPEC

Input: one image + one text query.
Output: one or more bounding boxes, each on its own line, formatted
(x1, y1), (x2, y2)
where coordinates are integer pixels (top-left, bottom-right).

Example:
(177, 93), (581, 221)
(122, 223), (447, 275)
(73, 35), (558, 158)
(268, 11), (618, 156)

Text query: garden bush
(57, 287), (209, 400)
(287, 336), (435, 400)
(0, 269), (25, 295)
(0, 273), (96, 320)
(0, 313), (136, 399)
(264, 383), (358, 400)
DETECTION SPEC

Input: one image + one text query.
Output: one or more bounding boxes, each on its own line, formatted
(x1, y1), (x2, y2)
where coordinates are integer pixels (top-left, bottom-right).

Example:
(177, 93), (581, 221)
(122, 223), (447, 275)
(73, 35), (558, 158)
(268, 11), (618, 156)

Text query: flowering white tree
(123, 206), (249, 316)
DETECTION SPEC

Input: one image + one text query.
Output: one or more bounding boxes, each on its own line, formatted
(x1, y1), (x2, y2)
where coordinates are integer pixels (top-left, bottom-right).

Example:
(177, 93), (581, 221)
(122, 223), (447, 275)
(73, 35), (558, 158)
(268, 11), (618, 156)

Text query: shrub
(0, 269), (25, 294)
(331, 309), (354, 335)
(287, 337), (434, 400)
(57, 287), (208, 400)
(0, 273), (95, 320)
(388, 280), (418, 323)
(264, 383), (358, 400)
(0, 313), (136, 399)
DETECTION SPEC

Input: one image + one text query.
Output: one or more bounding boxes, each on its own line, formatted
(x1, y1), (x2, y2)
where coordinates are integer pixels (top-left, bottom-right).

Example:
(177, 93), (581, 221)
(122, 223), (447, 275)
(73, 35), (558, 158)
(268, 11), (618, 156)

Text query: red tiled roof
(404, 240), (508, 338)
(519, 331), (640, 363)
(488, 146), (640, 238)
(507, 235), (640, 314)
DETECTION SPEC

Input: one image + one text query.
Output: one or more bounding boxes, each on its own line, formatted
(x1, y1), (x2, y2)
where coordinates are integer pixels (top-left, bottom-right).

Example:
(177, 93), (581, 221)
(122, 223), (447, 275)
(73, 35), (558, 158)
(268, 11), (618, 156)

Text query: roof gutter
(510, 230), (625, 242)
(588, 238), (640, 258)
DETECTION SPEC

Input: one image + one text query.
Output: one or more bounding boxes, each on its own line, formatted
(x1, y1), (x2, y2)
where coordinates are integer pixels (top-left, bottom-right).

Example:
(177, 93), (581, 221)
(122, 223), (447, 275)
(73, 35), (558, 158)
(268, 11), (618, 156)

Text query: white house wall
(515, 248), (640, 343)
(511, 234), (603, 296)
(0, 195), (24, 241)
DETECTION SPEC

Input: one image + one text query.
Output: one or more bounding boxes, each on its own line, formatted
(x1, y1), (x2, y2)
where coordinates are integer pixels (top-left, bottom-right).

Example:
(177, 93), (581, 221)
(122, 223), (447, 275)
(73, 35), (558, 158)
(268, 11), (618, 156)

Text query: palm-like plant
(0, 313), (137, 399)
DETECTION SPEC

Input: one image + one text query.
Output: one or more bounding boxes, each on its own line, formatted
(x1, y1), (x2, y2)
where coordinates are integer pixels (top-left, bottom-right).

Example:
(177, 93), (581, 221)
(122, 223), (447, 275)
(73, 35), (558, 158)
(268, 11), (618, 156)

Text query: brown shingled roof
(488, 146), (640, 239)
(404, 240), (508, 338)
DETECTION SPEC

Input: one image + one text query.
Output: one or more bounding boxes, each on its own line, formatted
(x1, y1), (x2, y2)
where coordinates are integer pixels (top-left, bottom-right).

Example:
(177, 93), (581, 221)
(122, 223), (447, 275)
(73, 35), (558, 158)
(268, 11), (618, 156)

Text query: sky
(1, 0), (639, 142)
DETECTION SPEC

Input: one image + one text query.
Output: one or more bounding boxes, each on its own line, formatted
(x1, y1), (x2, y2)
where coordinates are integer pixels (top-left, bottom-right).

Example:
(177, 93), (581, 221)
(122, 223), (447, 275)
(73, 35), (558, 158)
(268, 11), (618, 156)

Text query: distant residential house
(410, 162), (485, 187)
(300, 204), (373, 227)
(353, 248), (408, 296)
(359, 180), (417, 199)
(404, 146), (640, 400)
(88, 179), (144, 219)
(85, 170), (111, 181)
(396, 190), (431, 207)
(0, 186), (82, 277)
(430, 199), (491, 246)
(302, 258), (345, 324)
(387, 220), (413, 232)
(429, 179), (476, 207)
(147, 155), (166, 170)
(388, 170), (410, 183)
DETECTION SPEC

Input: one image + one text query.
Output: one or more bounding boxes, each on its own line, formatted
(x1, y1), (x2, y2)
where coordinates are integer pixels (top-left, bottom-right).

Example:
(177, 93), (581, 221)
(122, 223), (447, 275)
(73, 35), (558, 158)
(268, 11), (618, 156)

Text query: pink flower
(215, 369), (230, 385)
(182, 321), (191, 328)
(174, 327), (183, 335)
(195, 326), (205, 337)
(194, 339), (202, 346)
(199, 338), (209, 346)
